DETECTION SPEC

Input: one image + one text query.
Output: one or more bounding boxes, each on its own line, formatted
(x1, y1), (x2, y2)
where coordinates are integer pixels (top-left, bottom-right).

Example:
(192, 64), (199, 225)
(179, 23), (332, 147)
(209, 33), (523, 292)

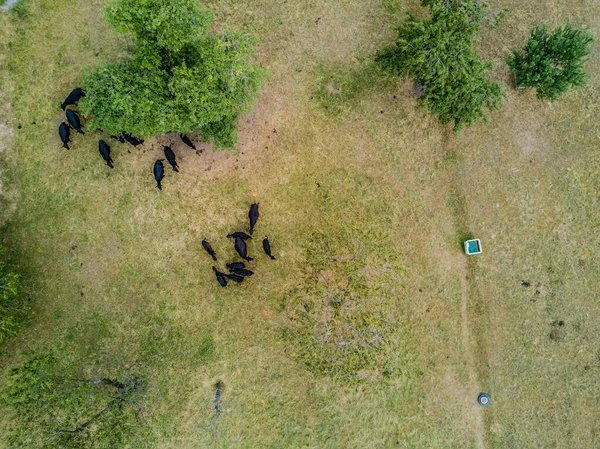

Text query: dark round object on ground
(477, 393), (490, 406)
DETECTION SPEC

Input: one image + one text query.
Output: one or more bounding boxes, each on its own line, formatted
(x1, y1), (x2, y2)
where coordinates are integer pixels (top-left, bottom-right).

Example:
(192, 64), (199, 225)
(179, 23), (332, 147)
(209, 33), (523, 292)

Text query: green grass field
(1, 0), (599, 448)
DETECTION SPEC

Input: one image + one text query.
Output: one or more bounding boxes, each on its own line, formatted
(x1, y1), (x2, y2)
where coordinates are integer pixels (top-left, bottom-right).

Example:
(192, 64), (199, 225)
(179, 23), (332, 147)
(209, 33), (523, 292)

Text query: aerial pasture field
(0, 0), (599, 448)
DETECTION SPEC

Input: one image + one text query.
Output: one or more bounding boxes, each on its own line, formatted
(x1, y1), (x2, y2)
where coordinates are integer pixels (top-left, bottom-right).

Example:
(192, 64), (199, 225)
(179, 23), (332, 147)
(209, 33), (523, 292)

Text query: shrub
(507, 23), (594, 101)
(377, 0), (505, 131)
(0, 246), (30, 344)
(80, 0), (265, 149)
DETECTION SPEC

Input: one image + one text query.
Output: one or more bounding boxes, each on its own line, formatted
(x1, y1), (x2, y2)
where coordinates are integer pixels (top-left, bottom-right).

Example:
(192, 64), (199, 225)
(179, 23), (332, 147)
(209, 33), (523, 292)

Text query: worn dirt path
(457, 255), (485, 449)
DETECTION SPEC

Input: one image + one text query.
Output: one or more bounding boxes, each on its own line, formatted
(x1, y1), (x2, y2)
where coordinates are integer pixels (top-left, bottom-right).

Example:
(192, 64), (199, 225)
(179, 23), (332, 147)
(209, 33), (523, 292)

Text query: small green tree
(0, 246), (30, 344)
(80, 0), (265, 149)
(507, 23), (594, 101)
(377, 0), (505, 131)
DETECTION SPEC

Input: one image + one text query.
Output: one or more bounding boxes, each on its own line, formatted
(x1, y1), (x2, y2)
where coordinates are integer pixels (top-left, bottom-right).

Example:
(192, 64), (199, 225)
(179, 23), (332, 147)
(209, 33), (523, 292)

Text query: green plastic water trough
(464, 239), (482, 255)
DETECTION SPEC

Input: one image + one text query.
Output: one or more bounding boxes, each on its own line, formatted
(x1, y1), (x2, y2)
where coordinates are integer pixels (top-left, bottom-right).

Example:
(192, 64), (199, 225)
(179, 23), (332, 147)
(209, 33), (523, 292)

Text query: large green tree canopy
(377, 0), (505, 131)
(80, 0), (265, 149)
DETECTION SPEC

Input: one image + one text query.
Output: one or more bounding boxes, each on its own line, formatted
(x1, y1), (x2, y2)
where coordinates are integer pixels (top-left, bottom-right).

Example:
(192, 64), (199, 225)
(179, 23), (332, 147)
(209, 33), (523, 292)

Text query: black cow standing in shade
(122, 132), (144, 146)
(66, 109), (85, 134)
(60, 88), (85, 110)
(58, 123), (71, 149)
(164, 146), (179, 172)
(153, 160), (165, 191)
(180, 134), (197, 150)
(98, 140), (114, 168)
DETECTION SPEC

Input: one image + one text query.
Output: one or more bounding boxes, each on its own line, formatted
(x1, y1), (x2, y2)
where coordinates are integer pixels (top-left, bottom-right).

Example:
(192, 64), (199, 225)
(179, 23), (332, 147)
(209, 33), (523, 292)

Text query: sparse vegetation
(281, 229), (406, 382)
(0, 246), (30, 344)
(507, 23), (594, 101)
(80, 0), (265, 149)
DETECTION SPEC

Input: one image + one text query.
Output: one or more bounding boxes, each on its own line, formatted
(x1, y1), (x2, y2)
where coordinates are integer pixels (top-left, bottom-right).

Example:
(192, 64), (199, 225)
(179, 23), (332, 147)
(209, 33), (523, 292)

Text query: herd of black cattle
(58, 89), (276, 287)
(203, 203), (276, 287)
(58, 87), (199, 190)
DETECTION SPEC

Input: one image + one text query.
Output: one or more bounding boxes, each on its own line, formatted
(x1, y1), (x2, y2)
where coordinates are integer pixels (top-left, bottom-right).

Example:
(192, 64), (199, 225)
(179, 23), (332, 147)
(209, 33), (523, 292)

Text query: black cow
(234, 236), (253, 262)
(58, 122), (71, 150)
(98, 140), (114, 168)
(202, 240), (218, 261)
(111, 134), (125, 143)
(164, 146), (179, 172)
(66, 109), (85, 135)
(263, 237), (276, 260)
(249, 203), (259, 235)
(122, 132), (144, 146)
(153, 160), (165, 191)
(226, 262), (245, 270)
(224, 273), (244, 283)
(213, 267), (227, 287)
(60, 87), (85, 110)
(230, 268), (253, 277)
(180, 134), (197, 150)
(227, 231), (252, 240)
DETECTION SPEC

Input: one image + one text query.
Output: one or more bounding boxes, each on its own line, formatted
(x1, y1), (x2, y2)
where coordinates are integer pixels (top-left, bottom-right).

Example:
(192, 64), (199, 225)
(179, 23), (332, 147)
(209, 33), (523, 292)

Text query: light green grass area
(0, 0), (599, 448)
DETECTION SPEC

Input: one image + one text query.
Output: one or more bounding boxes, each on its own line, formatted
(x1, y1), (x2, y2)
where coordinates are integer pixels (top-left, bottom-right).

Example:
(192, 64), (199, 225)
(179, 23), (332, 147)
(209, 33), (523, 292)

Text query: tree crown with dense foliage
(377, 0), (505, 131)
(507, 23), (594, 101)
(80, 0), (264, 149)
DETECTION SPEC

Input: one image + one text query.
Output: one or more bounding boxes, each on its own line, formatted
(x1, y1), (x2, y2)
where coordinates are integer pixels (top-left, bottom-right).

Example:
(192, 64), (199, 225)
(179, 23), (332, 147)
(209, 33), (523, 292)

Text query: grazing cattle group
(204, 204), (275, 287)
(57, 87), (197, 189)
(56, 89), (274, 289)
